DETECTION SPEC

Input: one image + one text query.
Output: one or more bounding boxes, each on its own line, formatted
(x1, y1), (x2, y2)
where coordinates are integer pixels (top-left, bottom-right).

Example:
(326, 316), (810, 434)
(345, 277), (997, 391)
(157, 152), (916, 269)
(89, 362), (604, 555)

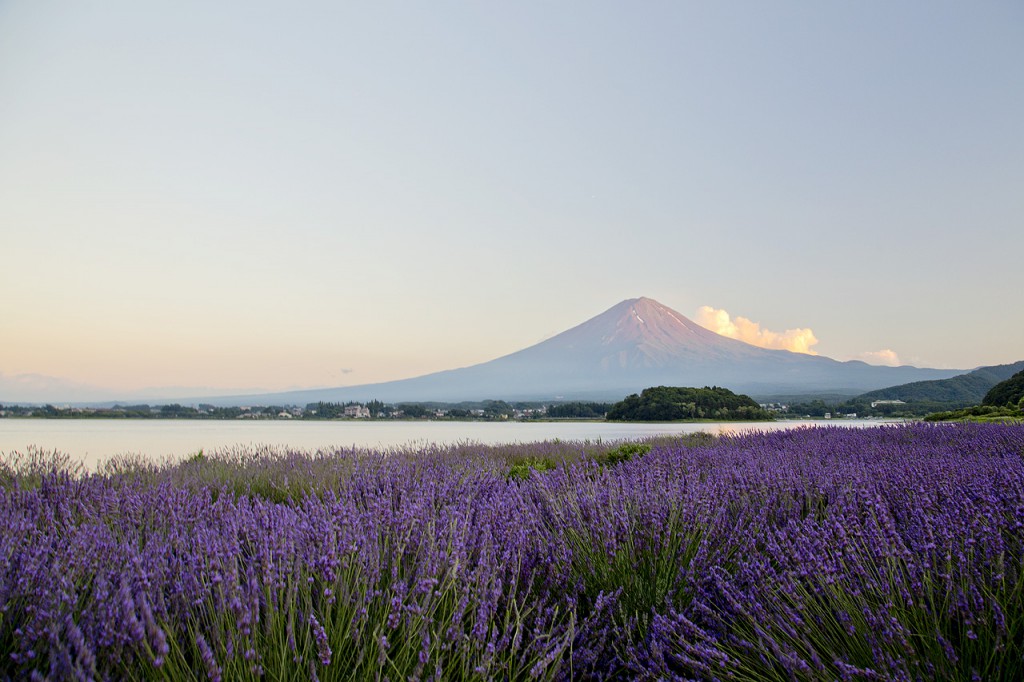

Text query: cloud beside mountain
(693, 307), (906, 368)
(855, 349), (903, 367)
(695, 306), (819, 355)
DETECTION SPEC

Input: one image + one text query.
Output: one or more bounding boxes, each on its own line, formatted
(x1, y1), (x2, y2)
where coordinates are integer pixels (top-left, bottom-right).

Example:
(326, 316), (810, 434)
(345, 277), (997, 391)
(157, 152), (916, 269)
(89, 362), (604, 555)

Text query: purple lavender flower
(309, 613), (331, 666)
(1, 424), (1022, 679)
(196, 634), (221, 682)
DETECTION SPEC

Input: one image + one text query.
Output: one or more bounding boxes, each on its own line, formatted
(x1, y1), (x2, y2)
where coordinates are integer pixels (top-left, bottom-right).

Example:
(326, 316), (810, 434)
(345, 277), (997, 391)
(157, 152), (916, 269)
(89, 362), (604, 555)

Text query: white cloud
(856, 349), (902, 367)
(695, 306), (819, 354)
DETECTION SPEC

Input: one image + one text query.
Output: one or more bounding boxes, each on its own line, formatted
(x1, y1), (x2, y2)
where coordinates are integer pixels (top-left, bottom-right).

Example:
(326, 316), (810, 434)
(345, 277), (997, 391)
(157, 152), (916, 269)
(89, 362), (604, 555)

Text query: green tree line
(606, 386), (774, 422)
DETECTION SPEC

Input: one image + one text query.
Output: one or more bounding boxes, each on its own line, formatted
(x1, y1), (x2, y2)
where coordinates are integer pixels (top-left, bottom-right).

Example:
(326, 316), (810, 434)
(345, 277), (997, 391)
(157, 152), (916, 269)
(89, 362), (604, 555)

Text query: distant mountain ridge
(859, 360), (1024, 406)
(196, 297), (965, 406)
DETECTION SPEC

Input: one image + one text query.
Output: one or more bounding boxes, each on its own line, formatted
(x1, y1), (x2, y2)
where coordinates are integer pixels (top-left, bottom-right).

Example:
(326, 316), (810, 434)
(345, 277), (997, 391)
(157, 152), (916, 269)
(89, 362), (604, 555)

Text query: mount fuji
(202, 297), (964, 405)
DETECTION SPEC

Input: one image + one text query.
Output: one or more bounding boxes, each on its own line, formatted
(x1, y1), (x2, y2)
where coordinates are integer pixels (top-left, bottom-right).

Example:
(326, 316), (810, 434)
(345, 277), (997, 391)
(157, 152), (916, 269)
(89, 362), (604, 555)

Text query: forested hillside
(607, 386), (773, 421)
(858, 360), (1024, 406)
(982, 370), (1024, 407)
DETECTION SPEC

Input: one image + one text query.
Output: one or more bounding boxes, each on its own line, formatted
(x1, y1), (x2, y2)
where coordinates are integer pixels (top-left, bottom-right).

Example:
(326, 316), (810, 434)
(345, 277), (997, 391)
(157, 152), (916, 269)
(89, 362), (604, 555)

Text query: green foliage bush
(506, 457), (558, 480)
(607, 386), (774, 421)
(594, 442), (652, 466)
(924, 404), (1023, 422)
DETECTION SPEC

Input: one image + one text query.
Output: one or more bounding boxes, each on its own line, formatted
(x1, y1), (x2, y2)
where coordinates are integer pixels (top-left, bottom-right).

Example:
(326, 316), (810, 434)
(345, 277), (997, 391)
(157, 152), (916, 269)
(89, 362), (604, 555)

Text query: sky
(1, 1), (1022, 403)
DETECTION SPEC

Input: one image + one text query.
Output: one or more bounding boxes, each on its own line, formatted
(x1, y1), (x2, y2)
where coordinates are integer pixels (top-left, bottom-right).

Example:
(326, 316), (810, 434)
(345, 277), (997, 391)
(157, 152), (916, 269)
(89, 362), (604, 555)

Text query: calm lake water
(0, 418), (900, 471)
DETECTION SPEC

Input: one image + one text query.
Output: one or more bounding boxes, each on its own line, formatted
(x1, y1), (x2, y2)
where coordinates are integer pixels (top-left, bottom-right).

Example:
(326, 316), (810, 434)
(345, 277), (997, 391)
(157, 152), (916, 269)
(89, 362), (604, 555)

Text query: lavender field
(1, 424), (1023, 680)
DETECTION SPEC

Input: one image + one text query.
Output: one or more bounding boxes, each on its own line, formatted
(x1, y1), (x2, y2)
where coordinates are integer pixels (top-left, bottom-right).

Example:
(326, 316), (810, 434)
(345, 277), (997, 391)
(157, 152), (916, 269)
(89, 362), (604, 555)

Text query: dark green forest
(982, 370), (1024, 407)
(606, 386), (774, 422)
(546, 402), (612, 419)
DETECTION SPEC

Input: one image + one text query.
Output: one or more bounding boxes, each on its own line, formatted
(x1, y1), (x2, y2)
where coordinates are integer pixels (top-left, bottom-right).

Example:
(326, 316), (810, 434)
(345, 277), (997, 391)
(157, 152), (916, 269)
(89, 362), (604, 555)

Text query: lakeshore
(0, 416), (897, 471)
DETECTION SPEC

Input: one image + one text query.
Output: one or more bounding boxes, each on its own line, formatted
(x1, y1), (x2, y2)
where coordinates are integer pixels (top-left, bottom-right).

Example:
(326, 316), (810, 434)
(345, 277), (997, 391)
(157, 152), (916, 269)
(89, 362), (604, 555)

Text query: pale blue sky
(1, 1), (1022, 401)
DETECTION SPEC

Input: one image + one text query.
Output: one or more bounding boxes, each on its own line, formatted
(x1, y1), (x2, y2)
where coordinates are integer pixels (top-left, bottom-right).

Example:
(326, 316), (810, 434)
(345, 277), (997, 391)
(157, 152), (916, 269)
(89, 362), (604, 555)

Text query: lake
(0, 418), (900, 470)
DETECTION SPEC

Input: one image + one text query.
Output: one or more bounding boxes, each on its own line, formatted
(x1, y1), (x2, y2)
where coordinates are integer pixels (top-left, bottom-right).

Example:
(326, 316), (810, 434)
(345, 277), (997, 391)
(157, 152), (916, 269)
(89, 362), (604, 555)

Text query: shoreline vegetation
(0, 385), (775, 423)
(924, 370), (1024, 424)
(2, 423), (1024, 679)
(5, 390), (1010, 422)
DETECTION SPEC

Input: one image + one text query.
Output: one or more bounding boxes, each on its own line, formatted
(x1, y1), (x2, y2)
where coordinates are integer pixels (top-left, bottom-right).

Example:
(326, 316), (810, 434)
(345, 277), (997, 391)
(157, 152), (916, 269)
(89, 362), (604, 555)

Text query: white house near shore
(344, 405), (371, 418)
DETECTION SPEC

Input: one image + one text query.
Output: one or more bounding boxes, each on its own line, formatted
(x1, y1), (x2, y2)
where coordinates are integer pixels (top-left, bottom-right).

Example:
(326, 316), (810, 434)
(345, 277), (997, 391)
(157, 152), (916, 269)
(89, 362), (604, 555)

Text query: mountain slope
(982, 369), (1024, 406)
(200, 297), (965, 405)
(859, 360), (1024, 406)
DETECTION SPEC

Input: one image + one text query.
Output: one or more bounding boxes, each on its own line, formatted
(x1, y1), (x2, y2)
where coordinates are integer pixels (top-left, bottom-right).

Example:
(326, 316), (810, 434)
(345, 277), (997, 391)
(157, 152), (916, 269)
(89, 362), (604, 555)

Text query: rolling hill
(859, 360), (1024, 407)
